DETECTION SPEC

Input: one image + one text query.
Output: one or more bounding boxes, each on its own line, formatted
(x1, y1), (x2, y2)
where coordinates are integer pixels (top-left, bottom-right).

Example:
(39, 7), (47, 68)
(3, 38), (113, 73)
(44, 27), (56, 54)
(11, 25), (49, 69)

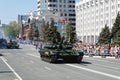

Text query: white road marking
(66, 64), (120, 80)
(1, 56), (7, 61)
(44, 66), (52, 71)
(27, 54), (39, 58)
(30, 60), (34, 63)
(26, 53), (120, 79)
(0, 57), (23, 80)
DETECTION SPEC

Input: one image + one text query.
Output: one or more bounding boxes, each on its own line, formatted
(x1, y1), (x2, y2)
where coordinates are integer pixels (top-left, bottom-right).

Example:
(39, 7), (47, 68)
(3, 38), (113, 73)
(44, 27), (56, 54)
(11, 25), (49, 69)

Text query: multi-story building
(18, 14), (30, 39)
(37, 10), (65, 36)
(18, 15), (29, 24)
(37, 0), (76, 26)
(76, 0), (120, 43)
(0, 21), (6, 38)
(18, 11), (43, 40)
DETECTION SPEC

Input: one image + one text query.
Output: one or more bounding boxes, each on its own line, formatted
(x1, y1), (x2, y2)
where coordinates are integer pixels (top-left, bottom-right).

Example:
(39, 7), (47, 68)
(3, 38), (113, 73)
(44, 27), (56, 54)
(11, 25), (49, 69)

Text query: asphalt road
(0, 44), (120, 80)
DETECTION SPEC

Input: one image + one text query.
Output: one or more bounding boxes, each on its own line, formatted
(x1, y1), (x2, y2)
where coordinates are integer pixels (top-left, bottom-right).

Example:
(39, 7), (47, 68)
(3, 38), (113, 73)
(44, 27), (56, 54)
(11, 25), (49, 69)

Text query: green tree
(111, 13), (120, 44)
(41, 20), (49, 40)
(112, 13), (120, 38)
(34, 28), (40, 41)
(66, 22), (72, 41)
(65, 22), (76, 44)
(112, 31), (120, 44)
(70, 27), (77, 44)
(4, 21), (20, 39)
(28, 26), (34, 41)
(44, 20), (61, 43)
(98, 24), (111, 44)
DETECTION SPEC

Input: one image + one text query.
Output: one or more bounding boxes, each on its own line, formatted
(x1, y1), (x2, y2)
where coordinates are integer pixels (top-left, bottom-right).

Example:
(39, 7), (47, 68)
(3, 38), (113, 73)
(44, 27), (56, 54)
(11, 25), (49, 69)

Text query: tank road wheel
(77, 56), (83, 63)
(49, 58), (53, 63)
(39, 52), (43, 60)
(41, 56), (44, 61)
(49, 56), (57, 63)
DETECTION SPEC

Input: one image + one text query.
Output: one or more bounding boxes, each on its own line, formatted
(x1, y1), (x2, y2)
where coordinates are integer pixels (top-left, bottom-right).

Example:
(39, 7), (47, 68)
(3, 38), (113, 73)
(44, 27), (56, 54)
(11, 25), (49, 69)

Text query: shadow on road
(7, 48), (22, 49)
(0, 71), (13, 73)
(52, 60), (92, 65)
(80, 61), (92, 64)
(0, 54), (3, 56)
(79, 61), (92, 66)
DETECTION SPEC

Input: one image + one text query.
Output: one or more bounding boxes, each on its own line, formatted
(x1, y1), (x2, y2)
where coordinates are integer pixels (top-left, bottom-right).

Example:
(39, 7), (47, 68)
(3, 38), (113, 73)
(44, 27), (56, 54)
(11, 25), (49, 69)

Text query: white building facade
(0, 23), (6, 38)
(37, 0), (76, 26)
(76, 0), (120, 43)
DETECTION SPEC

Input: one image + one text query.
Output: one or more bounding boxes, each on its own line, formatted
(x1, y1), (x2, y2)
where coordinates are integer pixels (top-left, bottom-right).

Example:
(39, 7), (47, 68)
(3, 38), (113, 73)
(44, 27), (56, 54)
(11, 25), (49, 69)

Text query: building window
(105, 0), (109, 3)
(111, 0), (114, 2)
(59, 9), (62, 11)
(112, 12), (115, 16)
(69, 14), (75, 16)
(48, 4), (52, 7)
(100, 14), (103, 18)
(48, 0), (52, 2)
(37, 1), (40, 4)
(59, 5), (62, 7)
(68, 5), (71, 8)
(112, 19), (115, 24)
(69, 18), (76, 21)
(37, 6), (40, 9)
(112, 5), (115, 9)
(118, 4), (120, 7)
(65, 18), (67, 21)
(65, 13), (67, 16)
(101, 21), (103, 25)
(73, 1), (75, 3)
(100, 1), (103, 5)
(101, 8), (103, 12)
(59, 0), (62, 3)
(106, 7), (109, 11)
(61, 13), (63, 16)
(64, 0), (66, 3)
(45, 0), (47, 3)
(105, 20), (109, 25)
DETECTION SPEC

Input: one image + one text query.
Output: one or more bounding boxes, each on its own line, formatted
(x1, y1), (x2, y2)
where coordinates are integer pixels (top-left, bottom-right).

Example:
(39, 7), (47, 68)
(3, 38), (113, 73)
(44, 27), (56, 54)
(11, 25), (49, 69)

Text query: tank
(0, 38), (7, 49)
(7, 41), (19, 49)
(39, 40), (84, 63)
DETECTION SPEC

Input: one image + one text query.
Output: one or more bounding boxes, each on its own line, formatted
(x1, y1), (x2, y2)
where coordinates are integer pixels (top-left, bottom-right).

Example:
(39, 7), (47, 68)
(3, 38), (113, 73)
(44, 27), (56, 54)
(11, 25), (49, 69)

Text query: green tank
(7, 41), (19, 49)
(39, 40), (84, 63)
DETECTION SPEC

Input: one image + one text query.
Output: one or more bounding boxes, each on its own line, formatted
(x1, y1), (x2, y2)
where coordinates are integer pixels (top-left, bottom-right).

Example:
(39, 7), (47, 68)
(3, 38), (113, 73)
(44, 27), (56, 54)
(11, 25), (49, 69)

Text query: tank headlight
(50, 51), (57, 55)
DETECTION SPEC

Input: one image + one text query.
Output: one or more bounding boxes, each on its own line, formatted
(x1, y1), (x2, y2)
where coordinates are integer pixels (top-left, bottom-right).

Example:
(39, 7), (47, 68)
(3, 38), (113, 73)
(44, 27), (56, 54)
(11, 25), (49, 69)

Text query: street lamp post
(34, 19), (39, 49)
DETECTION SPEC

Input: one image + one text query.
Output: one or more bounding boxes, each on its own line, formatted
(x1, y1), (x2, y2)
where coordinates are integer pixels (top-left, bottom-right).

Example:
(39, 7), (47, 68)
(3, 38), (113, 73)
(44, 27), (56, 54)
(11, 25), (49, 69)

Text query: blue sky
(0, 0), (80, 24)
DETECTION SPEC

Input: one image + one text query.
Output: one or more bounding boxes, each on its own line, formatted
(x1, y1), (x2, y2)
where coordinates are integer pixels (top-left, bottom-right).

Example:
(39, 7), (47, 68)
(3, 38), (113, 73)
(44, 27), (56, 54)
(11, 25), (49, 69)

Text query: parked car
(0, 38), (7, 49)
(7, 41), (19, 49)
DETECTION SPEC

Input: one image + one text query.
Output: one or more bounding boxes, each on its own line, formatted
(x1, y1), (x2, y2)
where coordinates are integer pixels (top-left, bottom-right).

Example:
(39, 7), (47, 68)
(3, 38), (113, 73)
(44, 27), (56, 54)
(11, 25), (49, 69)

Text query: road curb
(84, 55), (117, 59)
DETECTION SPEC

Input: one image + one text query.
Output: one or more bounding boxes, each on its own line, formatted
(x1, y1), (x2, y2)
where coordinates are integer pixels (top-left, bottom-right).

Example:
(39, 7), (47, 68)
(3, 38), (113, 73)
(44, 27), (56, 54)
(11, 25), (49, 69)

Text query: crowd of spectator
(73, 42), (120, 58)
(18, 39), (120, 58)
